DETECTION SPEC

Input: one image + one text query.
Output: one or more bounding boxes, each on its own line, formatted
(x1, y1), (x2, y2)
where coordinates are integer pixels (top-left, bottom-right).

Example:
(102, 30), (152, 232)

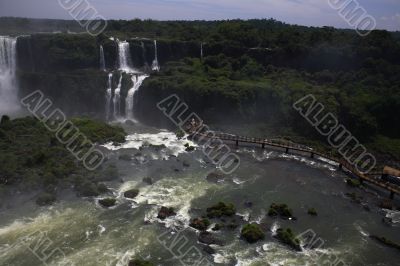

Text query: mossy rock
(128, 259), (154, 266)
(276, 228), (301, 251)
(36, 193), (56, 206)
(241, 224), (265, 243)
(190, 218), (211, 231)
(268, 203), (293, 219)
(206, 202), (236, 218)
(124, 189), (140, 199)
(307, 208), (318, 216)
(98, 198), (116, 208)
(345, 178), (361, 187)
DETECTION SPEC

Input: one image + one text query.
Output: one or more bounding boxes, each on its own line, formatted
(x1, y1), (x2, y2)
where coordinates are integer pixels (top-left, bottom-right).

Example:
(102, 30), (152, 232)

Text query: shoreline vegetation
(0, 115), (127, 204)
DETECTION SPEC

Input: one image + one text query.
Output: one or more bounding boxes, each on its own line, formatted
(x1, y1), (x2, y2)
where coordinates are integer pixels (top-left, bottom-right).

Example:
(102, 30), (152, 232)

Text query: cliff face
(15, 34), (204, 119)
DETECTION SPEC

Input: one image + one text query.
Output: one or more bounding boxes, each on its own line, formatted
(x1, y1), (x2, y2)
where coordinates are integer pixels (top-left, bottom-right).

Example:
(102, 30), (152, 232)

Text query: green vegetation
(241, 224), (265, 243)
(190, 217), (211, 231)
(98, 198), (117, 208)
(268, 203), (293, 219)
(0, 116), (126, 202)
(307, 208), (318, 216)
(276, 228), (302, 251)
(206, 202), (236, 218)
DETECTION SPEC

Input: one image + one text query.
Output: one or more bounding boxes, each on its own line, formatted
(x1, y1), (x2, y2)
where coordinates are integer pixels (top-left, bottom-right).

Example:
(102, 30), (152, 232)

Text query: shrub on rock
(241, 224), (265, 243)
(157, 206), (176, 220)
(268, 203), (293, 219)
(206, 202), (236, 218)
(124, 188), (139, 199)
(190, 217), (211, 231)
(307, 208), (318, 216)
(98, 198), (116, 208)
(276, 228), (301, 251)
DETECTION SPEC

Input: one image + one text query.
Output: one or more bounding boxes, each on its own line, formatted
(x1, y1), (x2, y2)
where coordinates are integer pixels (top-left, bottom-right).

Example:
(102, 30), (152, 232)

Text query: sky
(0, 0), (399, 31)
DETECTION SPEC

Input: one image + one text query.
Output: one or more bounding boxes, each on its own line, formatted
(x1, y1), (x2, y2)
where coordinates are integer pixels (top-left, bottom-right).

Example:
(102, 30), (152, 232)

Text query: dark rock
(206, 172), (224, 183)
(203, 245), (216, 255)
(244, 201), (253, 208)
(158, 206), (176, 220)
(241, 224), (265, 243)
(128, 259), (154, 266)
(198, 232), (223, 246)
(370, 235), (400, 251)
(124, 189), (140, 199)
(190, 218), (211, 231)
(98, 198), (116, 208)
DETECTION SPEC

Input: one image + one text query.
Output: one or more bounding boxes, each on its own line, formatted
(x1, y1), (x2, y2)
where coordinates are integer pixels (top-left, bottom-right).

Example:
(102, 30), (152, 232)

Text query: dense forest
(1, 17), (400, 161)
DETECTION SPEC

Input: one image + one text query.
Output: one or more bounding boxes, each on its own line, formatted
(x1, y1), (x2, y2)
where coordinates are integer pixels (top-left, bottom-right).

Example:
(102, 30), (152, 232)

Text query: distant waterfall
(117, 40), (134, 73)
(113, 74), (122, 118)
(0, 36), (19, 115)
(100, 45), (106, 71)
(105, 73), (112, 120)
(125, 74), (148, 121)
(200, 42), (204, 60)
(151, 40), (160, 71)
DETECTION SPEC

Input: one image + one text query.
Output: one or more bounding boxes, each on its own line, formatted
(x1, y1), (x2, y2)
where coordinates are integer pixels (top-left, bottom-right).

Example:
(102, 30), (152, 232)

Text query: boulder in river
(157, 206), (176, 220)
(98, 198), (117, 208)
(198, 231), (224, 246)
(275, 228), (302, 251)
(241, 223), (265, 243)
(124, 189), (140, 199)
(190, 217), (211, 231)
(268, 203), (294, 219)
(206, 202), (236, 218)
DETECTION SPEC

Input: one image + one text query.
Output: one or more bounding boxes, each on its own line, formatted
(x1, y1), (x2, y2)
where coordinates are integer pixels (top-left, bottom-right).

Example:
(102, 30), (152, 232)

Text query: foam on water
(103, 131), (197, 157)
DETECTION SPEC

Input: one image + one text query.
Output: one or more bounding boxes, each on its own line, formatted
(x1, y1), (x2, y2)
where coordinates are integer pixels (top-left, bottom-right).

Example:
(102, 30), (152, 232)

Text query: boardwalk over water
(193, 132), (400, 199)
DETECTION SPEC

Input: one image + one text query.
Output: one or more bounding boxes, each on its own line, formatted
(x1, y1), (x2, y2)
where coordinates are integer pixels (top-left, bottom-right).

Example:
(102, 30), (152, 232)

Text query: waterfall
(200, 42), (204, 60)
(0, 36), (19, 115)
(105, 73), (112, 120)
(125, 74), (148, 121)
(100, 45), (106, 71)
(113, 74), (122, 119)
(151, 40), (160, 71)
(117, 40), (135, 73)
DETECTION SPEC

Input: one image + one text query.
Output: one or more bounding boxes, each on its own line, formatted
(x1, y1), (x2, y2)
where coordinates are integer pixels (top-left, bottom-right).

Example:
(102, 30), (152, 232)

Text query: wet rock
(128, 259), (154, 266)
(203, 245), (216, 255)
(124, 189), (139, 199)
(157, 206), (176, 220)
(370, 235), (400, 251)
(206, 172), (224, 183)
(244, 201), (253, 208)
(241, 223), (265, 243)
(98, 198), (116, 208)
(190, 218), (211, 231)
(198, 232), (223, 246)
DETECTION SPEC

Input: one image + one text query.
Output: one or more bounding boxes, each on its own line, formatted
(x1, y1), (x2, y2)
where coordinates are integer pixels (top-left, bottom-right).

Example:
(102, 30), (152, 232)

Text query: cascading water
(117, 40), (135, 73)
(0, 36), (19, 114)
(100, 45), (106, 71)
(113, 74), (122, 119)
(105, 73), (113, 120)
(151, 40), (160, 71)
(125, 74), (148, 121)
(200, 42), (204, 60)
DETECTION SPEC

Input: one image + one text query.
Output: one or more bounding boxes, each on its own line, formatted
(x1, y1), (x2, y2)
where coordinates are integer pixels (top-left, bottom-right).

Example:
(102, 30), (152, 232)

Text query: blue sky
(0, 0), (399, 31)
